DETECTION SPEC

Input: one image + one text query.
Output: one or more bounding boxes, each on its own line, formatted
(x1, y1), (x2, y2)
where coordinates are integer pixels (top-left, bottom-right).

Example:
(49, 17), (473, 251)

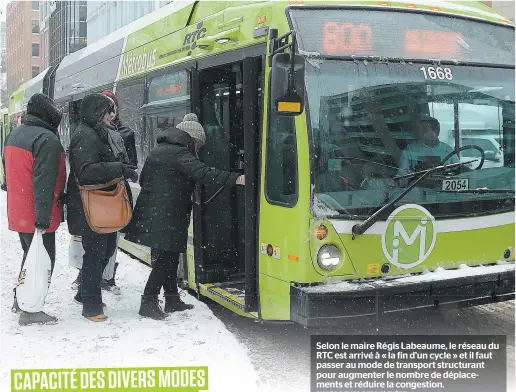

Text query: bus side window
(265, 109), (298, 206)
(117, 78), (145, 168)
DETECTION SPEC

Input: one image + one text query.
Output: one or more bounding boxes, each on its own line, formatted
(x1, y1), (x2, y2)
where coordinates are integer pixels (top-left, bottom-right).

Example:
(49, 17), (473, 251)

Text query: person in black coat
(69, 90), (138, 295)
(125, 113), (244, 320)
(100, 91), (138, 291)
(66, 93), (138, 322)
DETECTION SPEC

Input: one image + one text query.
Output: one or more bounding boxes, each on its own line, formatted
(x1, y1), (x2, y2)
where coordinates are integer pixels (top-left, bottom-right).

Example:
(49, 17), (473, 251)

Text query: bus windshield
(306, 61), (515, 219)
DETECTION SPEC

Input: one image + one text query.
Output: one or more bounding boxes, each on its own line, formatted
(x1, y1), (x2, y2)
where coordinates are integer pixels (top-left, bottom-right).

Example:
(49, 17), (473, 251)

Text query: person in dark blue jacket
(125, 113), (244, 320)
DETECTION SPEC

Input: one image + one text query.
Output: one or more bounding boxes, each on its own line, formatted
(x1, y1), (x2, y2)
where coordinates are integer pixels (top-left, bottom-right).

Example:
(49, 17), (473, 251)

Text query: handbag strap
(76, 175), (124, 191)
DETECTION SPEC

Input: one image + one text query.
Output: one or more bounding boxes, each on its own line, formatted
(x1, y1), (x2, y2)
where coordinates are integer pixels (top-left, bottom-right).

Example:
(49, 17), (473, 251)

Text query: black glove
(123, 165), (139, 183)
(1, 183), (6, 192)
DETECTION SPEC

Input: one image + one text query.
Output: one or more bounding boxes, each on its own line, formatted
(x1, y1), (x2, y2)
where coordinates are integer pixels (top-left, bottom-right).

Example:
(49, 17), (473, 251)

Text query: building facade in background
(39, 0), (53, 70)
(6, 1), (41, 96)
(49, 0), (87, 69)
(0, 20), (6, 73)
(87, 0), (170, 45)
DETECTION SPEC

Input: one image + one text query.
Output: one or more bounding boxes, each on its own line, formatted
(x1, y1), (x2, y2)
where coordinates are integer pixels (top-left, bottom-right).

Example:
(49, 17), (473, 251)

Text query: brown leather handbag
(77, 177), (132, 234)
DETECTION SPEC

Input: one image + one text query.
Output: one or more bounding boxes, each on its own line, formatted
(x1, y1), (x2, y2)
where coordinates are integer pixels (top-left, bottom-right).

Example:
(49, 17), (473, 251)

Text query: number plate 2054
(442, 179), (469, 191)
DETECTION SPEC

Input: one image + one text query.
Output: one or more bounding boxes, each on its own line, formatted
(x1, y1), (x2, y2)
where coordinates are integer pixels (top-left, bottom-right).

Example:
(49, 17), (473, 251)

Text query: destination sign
(148, 70), (189, 103)
(289, 9), (514, 66)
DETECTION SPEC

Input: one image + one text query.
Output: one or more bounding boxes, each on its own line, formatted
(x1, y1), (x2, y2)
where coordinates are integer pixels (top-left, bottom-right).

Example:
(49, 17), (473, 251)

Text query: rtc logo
(183, 21), (207, 53)
(381, 204), (437, 269)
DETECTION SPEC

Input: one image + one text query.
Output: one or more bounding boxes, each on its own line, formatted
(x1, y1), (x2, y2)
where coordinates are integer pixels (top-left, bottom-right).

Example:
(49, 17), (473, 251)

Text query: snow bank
(0, 192), (262, 392)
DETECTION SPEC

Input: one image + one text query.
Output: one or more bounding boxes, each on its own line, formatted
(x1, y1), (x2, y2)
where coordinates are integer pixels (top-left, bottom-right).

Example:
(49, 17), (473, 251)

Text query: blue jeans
(79, 232), (117, 316)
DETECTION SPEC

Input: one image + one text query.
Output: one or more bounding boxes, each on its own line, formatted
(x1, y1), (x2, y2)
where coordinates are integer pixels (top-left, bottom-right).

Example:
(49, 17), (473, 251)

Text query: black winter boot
(164, 294), (194, 313)
(74, 291), (106, 308)
(139, 295), (166, 320)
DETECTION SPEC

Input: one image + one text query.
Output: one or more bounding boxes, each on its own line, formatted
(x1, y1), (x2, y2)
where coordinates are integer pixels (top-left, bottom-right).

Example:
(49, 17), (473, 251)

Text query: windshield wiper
(351, 161), (471, 238)
(441, 188), (515, 194)
(392, 159), (477, 181)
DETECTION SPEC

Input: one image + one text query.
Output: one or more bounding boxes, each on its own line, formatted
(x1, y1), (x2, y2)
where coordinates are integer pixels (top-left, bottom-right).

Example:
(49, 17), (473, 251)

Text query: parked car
(460, 135), (503, 169)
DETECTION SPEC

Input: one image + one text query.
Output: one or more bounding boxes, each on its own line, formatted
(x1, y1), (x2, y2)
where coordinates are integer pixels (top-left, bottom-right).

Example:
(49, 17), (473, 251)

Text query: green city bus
(10, 0), (515, 326)
(6, 82), (26, 138)
(3, 67), (54, 145)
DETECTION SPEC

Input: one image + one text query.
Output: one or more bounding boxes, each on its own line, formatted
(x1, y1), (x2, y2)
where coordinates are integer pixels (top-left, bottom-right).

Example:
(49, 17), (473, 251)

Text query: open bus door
(185, 55), (263, 317)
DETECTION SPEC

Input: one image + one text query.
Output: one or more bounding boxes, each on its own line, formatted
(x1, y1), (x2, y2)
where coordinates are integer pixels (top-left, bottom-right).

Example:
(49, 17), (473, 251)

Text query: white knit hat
(176, 113), (206, 146)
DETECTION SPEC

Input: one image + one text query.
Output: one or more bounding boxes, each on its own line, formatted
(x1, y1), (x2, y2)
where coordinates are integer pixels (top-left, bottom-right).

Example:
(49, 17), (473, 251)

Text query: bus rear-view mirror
(270, 53), (305, 116)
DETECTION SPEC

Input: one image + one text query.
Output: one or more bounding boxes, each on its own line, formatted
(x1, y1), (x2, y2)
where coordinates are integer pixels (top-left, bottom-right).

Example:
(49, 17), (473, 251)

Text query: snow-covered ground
(0, 191), (264, 392)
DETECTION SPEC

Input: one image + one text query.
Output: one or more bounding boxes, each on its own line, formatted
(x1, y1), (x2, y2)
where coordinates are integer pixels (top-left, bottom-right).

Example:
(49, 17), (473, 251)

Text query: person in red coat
(4, 93), (66, 326)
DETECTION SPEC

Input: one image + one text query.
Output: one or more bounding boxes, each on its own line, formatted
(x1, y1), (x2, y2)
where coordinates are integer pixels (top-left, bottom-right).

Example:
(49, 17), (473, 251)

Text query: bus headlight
(317, 245), (342, 270)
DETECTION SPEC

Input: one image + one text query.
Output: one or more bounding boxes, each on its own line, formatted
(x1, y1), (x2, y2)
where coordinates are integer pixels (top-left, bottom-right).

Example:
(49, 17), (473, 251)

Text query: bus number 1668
(420, 66), (453, 80)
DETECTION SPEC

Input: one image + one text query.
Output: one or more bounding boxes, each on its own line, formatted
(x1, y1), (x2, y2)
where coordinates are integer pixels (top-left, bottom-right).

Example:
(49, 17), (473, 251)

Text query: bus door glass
(197, 63), (245, 283)
(194, 57), (262, 312)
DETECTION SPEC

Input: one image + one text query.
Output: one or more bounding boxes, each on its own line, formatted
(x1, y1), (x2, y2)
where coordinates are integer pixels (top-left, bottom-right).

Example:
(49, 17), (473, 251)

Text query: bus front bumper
(290, 263), (515, 327)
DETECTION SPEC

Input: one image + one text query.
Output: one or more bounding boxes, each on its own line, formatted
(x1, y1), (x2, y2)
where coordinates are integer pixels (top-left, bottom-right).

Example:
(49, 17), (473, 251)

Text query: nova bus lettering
(9, 0), (514, 326)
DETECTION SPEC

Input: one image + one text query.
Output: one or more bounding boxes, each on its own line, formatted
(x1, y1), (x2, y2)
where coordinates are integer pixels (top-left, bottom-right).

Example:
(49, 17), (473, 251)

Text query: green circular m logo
(381, 204), (436, 269)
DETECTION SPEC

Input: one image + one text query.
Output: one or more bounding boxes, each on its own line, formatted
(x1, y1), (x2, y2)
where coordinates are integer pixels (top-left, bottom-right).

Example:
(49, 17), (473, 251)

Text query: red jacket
(4, 114), (66, 233)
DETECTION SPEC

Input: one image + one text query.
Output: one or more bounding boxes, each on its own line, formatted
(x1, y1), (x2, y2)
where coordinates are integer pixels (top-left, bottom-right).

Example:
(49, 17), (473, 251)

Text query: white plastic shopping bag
(68, 234), (119, 280)
(103, 244), (117, 280)
(103, 233), (119, 280)
(16, 232), (52, 312)
(68, 235), (84, 269)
